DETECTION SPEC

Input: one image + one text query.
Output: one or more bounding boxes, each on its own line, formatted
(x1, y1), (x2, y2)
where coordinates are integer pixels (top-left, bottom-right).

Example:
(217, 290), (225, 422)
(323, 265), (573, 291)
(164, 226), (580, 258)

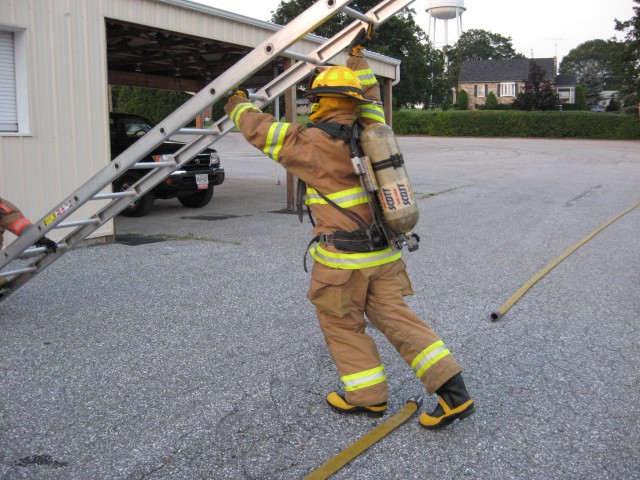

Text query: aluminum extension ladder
(0, 0), (416, 301)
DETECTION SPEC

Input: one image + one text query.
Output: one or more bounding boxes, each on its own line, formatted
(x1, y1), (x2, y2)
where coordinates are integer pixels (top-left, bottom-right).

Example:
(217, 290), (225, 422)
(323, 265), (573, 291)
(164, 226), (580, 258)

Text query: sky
(194, 0), (635, 64)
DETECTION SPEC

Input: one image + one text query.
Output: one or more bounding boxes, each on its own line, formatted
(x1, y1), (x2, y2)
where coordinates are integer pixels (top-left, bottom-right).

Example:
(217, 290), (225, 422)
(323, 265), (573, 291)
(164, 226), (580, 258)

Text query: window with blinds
(0, 30), (18, 132)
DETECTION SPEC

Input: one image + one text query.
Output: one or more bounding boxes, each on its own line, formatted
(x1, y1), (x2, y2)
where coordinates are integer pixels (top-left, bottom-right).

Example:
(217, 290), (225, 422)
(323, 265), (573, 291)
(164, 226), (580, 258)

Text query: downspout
(392, 62), (401, 87)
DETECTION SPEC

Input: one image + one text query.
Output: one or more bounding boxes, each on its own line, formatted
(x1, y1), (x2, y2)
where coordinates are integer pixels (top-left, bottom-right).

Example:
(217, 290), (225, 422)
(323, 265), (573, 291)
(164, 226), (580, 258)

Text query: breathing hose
(491, 198), (640, 321)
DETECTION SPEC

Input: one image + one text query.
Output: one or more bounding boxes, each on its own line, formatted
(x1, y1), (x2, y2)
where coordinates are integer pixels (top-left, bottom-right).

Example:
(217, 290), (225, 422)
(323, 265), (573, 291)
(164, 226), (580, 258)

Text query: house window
(0, 27), (29, 134)
(475, 84), (485, 98)
(500, 83), (517, 97)
(557, 88), (572, 100)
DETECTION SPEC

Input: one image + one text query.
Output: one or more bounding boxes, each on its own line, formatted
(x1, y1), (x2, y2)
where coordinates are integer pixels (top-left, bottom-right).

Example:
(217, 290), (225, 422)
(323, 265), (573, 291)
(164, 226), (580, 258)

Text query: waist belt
(318, 227), (387, 252)
(304, 227), (389, 272)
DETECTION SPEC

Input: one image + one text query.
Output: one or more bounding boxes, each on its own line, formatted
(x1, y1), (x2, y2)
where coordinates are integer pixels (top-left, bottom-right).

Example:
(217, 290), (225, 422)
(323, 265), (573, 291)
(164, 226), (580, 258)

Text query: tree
(449, 29), (524, 61)
(580, 65), (605, 104)
(447, 29), (525, 82)
(272, 0), (444, 108)
(559, 39), (625, 91)
(615, 0), (640, 98)
(112, 86), (191, 124)
(513, 61), (558, 111)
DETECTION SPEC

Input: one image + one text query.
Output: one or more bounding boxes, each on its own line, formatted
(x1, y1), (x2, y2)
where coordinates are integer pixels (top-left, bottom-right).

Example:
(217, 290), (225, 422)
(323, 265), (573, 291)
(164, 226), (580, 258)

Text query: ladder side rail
(1, 0), (415, 297)
(196, 0), (418, 136)
(0, 245), (69, 298)
(60, 135), (221, 250)
(82, 0), (360, 184)
(91, 0), (419, 205)
(1, 130), (214, 274)
(1, 0), (357, 271)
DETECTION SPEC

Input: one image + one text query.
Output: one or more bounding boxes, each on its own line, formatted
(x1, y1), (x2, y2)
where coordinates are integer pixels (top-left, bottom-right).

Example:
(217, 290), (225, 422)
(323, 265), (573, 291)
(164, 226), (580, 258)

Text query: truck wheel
(114, 173), (155, 217)
(178, 187), (214, 208)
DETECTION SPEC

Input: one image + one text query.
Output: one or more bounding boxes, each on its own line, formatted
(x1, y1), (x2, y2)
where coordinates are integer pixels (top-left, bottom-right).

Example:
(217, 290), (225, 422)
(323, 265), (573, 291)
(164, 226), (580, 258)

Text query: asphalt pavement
(1, 133), (639, 479)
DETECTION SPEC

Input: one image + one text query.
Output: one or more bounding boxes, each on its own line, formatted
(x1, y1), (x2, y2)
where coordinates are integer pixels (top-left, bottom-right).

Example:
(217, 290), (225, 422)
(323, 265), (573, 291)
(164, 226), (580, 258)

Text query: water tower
(426, 0), (466, 49)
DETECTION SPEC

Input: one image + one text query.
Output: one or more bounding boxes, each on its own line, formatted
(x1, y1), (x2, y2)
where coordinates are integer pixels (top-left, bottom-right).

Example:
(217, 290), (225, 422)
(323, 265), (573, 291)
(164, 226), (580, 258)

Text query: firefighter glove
(346, 24), (374, 57)
(35, 236), (58, 253)
(229, 87), (249, 101)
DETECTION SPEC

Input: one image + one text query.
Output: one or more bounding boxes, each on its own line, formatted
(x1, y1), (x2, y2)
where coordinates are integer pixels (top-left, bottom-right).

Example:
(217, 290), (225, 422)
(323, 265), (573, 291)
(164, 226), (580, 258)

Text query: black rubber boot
(326, 392), (387, 418)
(419, 373), (475, 429)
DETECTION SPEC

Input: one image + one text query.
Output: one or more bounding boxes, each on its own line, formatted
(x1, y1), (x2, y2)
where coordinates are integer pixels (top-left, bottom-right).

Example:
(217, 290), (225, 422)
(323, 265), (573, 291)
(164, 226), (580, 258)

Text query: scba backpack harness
(299, 121), (420, 272)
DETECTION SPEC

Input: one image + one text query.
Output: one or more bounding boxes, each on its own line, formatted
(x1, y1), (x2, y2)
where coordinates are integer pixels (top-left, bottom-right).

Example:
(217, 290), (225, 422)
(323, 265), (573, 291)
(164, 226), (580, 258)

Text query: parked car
(109, 112), (225, 217)
(590, 105), (606, 112)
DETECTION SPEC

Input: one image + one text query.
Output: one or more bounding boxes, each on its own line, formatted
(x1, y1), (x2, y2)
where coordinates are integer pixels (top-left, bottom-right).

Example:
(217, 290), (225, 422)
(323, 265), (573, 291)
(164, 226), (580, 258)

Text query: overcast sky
(195, 0), (635, 63)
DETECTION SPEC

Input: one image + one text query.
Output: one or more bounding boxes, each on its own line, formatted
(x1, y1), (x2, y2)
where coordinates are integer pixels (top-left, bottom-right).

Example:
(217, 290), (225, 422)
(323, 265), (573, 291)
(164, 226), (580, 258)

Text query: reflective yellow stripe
(305, 186), (369, 208)
(310, 244), (401, 270)
(355, 68), (377, 86)
(342, 366), (386, 392)
(263, 122), (290, 162)
(359, 104), (386, 123)
(230, 102), (260, 127)
(411, 341), (452, 378)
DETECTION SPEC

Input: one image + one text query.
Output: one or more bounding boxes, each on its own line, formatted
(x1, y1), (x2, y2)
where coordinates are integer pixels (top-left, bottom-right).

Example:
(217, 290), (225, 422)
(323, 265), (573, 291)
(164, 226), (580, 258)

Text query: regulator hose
(491, 198), (640, 321)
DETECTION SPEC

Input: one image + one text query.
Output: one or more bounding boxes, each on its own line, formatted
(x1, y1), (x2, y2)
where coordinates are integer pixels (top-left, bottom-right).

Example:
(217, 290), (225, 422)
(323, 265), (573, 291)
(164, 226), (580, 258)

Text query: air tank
(359, 123), (419, 236)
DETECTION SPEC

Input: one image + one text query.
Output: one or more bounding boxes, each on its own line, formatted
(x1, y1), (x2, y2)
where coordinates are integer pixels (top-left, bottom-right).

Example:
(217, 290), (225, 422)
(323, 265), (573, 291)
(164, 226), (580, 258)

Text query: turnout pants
(308, 259), (461, 406)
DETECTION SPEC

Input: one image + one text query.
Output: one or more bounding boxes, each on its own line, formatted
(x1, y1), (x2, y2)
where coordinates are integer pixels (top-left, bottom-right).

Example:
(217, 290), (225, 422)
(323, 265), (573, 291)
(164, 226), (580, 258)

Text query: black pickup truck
(110, 112), (225, 217)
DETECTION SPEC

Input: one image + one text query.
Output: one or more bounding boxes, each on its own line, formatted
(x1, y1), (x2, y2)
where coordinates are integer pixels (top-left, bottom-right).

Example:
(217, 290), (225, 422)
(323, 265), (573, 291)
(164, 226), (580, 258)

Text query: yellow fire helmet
(305, 66), (372, 104)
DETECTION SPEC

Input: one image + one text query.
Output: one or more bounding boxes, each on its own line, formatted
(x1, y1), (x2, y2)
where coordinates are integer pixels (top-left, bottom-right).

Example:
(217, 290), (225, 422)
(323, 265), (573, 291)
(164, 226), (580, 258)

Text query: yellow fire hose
(304, 395), (423, 480)
(491, 198), (640, 321)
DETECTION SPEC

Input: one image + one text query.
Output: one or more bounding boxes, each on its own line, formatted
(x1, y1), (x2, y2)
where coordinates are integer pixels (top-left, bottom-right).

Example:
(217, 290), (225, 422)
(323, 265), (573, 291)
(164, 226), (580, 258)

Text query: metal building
(0, 0), (400, 245)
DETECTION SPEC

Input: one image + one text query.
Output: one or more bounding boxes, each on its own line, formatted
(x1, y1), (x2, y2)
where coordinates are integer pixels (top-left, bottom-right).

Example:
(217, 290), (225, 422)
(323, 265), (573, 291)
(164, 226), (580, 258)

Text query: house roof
(459, 58), (556, 83)
(555, 74), (577, 87)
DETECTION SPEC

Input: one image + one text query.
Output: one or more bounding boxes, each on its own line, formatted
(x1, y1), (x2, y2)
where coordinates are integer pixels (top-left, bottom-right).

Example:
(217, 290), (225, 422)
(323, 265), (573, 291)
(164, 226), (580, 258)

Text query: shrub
(456, 89), (469, 110)
(484, 92), (499, 110)
(391, 109), (640, 139)
(623, 94), (638, 107)
(560, 103), (589, 111)
(606, 98), (621, 112)
(575, 84), (587, 109)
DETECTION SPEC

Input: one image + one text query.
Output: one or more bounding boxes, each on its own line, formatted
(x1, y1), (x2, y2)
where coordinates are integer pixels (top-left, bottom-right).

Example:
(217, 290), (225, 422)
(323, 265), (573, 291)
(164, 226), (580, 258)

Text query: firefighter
(0, 197), (57, 252)
(224, 27), (474, 429)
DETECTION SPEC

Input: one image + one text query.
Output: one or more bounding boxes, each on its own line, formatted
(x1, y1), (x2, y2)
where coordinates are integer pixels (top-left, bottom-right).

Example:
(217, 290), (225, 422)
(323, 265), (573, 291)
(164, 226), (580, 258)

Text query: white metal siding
(0, 0), (112, 244)
(0, 30), (17, 132)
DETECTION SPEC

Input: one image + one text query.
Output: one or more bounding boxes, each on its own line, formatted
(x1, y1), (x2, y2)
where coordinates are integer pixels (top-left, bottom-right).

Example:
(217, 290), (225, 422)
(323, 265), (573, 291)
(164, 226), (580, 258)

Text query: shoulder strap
(307, 122), (354, 143)
(296, 179), (315, 227)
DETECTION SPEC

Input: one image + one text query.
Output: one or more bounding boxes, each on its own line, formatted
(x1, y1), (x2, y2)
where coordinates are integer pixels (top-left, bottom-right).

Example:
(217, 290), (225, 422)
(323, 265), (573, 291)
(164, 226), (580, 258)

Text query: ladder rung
(92, 191), (137, 200)
(131, 161), (175, 169)
(341, 6), (379, 25)
(0, 266), (37, 277)
(19, 246), (48, 257)
(56, 219), (100, 228)
(248, 93), (269, 102)
(283, 50), (322, 65)
(178, 127), (221, 136)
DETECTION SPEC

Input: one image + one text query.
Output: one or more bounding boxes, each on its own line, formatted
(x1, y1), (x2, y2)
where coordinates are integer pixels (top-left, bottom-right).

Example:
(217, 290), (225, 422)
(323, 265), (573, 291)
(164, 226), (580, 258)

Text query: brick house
(457, 58), (576, 109)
